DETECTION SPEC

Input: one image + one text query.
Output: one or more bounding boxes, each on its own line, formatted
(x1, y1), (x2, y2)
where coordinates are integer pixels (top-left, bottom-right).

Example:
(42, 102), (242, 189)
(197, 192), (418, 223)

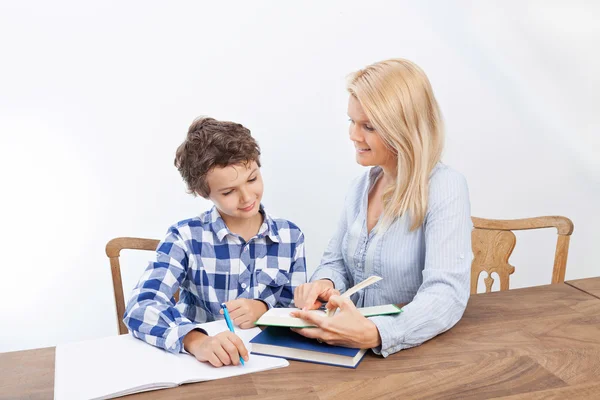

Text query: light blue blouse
(311, 163), (472, 357)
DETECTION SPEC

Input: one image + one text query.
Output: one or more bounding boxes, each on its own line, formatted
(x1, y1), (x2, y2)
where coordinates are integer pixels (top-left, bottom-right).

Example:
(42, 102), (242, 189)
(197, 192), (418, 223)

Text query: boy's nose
(239, 188), (251, 203)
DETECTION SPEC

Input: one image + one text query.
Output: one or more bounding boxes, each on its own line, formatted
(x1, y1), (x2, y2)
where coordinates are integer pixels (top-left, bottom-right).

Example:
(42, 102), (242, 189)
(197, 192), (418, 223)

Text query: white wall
(0, 0), (598, 353)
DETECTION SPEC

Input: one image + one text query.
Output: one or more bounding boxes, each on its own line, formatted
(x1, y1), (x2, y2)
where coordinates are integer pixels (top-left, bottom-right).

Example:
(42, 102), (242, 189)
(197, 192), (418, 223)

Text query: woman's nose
(349, 125), (363, 142)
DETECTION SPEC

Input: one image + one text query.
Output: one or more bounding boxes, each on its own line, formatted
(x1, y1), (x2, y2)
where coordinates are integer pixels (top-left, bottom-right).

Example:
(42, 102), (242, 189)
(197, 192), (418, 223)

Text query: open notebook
(54, 320), (288, 400)
(255, 304), (402, 328)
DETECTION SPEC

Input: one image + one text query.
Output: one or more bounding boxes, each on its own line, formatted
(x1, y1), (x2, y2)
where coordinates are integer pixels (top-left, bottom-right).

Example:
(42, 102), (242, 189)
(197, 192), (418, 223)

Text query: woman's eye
(348, 118), (355, 124)
(248, 177), (257, 182)
(364, 124), (375, 132)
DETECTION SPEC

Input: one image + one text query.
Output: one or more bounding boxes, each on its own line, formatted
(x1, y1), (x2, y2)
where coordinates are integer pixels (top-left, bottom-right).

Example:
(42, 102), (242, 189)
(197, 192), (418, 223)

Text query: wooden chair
(471, 216), (574, 294)
(106, 237), (172, 335)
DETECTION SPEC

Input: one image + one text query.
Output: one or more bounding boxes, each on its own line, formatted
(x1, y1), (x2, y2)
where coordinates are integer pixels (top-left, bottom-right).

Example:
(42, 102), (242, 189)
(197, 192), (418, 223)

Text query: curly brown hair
(174, 117), (261, 197)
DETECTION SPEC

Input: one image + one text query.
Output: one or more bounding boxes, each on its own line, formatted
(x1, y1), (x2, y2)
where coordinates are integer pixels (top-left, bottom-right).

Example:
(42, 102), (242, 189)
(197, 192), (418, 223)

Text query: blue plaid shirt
(123, 205), (307, 353)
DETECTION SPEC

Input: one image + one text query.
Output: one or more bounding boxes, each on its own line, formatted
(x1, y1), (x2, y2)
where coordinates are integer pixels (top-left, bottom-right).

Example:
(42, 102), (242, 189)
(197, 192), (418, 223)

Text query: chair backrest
(471, 216), (574, 294)
(106, 237), (168, 335)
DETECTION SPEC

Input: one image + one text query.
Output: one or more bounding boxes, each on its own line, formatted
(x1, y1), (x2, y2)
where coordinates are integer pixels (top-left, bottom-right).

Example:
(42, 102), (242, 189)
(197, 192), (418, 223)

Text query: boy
(123, 117), (307, 367)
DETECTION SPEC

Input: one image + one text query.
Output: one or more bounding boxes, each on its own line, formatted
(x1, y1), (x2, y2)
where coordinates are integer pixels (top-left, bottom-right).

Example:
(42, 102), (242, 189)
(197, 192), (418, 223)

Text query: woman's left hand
(290, 295), (381, 348)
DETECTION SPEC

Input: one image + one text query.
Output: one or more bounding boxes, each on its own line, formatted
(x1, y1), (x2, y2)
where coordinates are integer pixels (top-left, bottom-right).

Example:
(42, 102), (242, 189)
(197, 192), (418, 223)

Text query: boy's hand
(183, 330), (249, 367)
(220, 299), (268, 329)
(294, 279), (340, 311)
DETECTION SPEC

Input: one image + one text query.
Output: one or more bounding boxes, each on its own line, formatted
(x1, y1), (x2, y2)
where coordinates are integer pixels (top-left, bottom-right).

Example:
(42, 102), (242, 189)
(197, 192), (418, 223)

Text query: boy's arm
(123, 226), (205, 354)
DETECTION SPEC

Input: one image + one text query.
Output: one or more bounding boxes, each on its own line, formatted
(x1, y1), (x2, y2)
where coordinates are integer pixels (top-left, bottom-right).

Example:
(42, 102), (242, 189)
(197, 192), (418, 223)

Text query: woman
(292, 58), (472, 357)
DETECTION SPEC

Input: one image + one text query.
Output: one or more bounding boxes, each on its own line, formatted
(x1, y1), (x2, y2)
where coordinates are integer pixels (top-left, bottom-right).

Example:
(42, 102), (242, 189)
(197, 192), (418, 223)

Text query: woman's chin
(355, 156), (374, 167)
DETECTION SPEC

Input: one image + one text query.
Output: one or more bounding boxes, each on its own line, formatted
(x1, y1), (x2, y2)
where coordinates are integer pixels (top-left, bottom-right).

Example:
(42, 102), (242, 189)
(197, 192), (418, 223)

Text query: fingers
(291, 328), (336, 345)
(293, 284), (310, 309)
(227, 333), (249, 361)
(306, 282), (338, 309)
(224, 299), (244, 313)
(291, 327), (326, 340)
(229, 306), (247, 321)
(302, 285), (322, 311)
(294, 283), (318, 310)
(293, 287), (302, 308)
(318, 288), (341, 306)
(294, 281), (339, 310)
(233, 315), (251, 327)
(197, 332), (249, 368)
(206, 352), (223, 368)
(221, 337), (242, 366)
(213, 344), (232, 366)
(238, 320), (255, 329)
(326, 294), (355, 313)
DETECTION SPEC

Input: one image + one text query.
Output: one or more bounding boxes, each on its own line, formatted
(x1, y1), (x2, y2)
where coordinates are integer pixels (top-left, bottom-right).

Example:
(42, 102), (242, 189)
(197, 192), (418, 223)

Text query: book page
(55, 334), (181, 400)
(255, 308), (326, 328)
(255, 304), (401, 327)
(261, 307), (326, 318)
(55, 321), (288, 400)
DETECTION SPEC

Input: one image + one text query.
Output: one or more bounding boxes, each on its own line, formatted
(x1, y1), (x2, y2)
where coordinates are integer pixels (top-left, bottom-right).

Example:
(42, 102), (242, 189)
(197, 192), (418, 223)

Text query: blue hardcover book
(250, 327), (367, 368)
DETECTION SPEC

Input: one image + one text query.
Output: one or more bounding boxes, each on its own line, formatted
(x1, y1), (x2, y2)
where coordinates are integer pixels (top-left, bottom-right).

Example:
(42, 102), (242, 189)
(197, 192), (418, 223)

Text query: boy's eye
(248, 177), (257, 182)
(222, 190), (233, 196)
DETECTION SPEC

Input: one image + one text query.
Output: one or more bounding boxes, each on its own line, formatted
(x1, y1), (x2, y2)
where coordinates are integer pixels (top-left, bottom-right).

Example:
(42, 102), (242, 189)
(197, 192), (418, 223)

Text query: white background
(1, 1), (598, 353)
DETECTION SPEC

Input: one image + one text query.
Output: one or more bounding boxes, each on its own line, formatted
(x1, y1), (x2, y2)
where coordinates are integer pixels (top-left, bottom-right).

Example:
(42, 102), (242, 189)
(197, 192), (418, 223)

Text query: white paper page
(55, 321), (288, 400)
(55, 334), (180, 400)
(256, 305), (400, 327)
(262, 307), (302, 317)
(260, 305), (399, 319)
(257, 307), (326, 322)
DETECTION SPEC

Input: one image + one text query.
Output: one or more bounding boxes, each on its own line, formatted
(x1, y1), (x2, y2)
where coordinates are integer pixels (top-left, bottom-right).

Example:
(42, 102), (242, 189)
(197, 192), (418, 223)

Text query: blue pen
(221, 303), (245, 366)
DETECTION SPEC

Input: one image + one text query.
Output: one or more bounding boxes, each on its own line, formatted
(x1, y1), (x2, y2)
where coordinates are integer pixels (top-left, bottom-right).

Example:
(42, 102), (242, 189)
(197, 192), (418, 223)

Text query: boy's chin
(233, 204), (261, 218)
(230, 211), (259, 221)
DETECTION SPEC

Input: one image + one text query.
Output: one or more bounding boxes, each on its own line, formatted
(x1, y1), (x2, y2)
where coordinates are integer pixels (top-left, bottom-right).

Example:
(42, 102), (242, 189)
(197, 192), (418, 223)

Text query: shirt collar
(208, 204), (280, 243)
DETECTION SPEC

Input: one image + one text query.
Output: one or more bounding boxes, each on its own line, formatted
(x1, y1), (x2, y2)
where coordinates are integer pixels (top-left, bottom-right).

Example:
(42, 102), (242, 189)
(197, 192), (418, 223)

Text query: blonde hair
(347, 58), (444, 231)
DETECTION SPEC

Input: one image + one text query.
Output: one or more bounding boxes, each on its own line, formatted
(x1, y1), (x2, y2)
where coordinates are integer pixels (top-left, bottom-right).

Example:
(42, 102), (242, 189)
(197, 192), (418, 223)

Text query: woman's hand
(219, 299), (268, 329)
(293, 279), (340, 310)
(290, 295), (381, 348)
(183, 330), (249, 367)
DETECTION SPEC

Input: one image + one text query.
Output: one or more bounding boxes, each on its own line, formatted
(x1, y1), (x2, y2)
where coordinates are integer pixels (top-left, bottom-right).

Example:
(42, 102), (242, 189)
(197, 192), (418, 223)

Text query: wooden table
(567, 277), (600, 300)
(3, 280), (600, 400)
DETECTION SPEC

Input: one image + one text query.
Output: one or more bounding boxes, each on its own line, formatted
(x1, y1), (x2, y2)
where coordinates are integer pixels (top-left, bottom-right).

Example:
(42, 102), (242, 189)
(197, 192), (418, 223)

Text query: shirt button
(241, 283), (248, 289)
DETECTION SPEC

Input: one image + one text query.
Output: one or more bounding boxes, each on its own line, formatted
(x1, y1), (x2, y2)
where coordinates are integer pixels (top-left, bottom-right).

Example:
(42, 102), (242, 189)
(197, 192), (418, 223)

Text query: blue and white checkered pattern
(123, 205), (307, 353)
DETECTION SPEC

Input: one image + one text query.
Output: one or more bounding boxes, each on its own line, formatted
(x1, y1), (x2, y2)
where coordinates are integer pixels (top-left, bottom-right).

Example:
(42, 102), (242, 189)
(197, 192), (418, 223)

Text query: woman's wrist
(363, 319), (382, 348)
(318, 279), (335, 289)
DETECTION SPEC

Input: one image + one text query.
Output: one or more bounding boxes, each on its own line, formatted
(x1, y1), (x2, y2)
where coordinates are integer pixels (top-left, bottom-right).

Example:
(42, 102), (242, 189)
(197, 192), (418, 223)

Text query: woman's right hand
(294, 279), (340, 310)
